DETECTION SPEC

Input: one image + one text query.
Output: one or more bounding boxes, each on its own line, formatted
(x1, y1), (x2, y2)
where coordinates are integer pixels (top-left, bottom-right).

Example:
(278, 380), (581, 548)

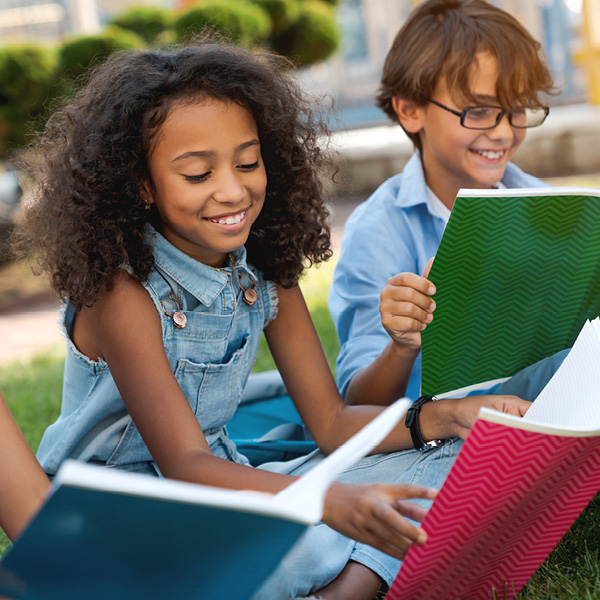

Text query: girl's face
(145, 98), (267, 267)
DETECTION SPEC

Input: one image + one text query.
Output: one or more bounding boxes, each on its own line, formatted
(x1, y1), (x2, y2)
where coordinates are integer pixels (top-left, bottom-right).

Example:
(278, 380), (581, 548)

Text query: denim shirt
(37, 227), (278, 475)
(328, 152), (549, 401)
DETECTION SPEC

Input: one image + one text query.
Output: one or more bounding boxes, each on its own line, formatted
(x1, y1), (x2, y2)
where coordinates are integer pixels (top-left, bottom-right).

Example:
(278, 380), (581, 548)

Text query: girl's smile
(145, 98), (267, 267)
(207, 208), (248, 227)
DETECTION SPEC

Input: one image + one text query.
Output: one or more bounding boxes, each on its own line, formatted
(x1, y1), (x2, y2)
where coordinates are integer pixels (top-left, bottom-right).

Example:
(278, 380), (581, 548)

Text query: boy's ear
(392, 97), (424, 134)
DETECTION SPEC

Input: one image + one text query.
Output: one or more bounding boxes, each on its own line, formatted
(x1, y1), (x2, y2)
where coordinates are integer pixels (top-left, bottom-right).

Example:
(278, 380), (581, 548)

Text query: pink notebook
(387, 319), (600, 600)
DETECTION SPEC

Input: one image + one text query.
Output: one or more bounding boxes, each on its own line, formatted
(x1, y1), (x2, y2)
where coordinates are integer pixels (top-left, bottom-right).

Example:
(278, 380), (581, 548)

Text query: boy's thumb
(422, 257), (434, 279)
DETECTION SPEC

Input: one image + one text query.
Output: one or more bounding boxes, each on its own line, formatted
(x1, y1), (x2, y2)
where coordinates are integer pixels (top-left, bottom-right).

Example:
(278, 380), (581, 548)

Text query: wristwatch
(405, 395), (447, 452)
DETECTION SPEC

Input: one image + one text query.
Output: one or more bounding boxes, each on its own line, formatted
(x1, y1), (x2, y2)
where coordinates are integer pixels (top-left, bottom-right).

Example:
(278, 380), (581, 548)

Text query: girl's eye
(239, 161), (259, 171)
(184, 172), (210, 183)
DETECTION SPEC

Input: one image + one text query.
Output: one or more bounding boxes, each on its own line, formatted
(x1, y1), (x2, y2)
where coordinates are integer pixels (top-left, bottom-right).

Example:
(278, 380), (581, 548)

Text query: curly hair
(16, 37), (333, 307)
(376, 0), (557, 154)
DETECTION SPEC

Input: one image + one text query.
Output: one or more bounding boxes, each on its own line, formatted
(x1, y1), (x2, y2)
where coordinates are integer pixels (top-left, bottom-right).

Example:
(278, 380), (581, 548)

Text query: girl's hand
(322, 481), (437, 559)
(380, 258), (435, 352)
(445, 395), (530, 439)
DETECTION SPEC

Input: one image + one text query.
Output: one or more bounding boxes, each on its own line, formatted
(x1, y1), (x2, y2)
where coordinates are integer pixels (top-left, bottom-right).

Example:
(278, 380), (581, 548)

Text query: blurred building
(0, 0), (596, 127)
(0, 0), (173, 41)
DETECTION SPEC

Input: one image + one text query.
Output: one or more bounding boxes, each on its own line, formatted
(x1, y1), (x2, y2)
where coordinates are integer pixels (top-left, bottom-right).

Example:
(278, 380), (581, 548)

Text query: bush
(272, 1), (340, 67)
(58, 26), (144, 81)
(110, 6), (174, 44)
(0, 44), (58, 156)
(250, 0), (300, 35)
(174, 0), (271, 47)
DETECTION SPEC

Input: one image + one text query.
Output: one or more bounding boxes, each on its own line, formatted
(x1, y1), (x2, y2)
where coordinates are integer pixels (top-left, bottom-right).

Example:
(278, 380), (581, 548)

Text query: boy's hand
(445, 395), (530, 439)
(380, 258), (436, 351)
(323, 482), (437, 559)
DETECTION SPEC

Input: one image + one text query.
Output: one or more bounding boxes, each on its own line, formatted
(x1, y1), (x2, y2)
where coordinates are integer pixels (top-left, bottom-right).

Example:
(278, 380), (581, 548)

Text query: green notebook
(421, 186), (600, 396)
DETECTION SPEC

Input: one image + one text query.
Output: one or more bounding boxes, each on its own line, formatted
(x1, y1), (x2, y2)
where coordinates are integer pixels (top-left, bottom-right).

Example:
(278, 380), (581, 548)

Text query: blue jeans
(253, 438), (463, 598)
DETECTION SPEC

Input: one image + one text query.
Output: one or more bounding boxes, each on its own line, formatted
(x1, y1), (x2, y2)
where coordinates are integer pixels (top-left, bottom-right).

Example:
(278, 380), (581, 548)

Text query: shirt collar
(395, 152), (507, 217)
(147, 226), (254, 307)
(394, 153), (441, 219)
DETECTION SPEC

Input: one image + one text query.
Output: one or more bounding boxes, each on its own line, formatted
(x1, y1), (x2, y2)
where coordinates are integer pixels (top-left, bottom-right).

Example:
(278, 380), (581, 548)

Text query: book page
(524, 318), (600, 428)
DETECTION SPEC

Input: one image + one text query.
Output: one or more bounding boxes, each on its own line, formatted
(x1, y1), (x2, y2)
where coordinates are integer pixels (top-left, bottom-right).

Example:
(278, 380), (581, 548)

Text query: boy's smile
(145, 99), (267, 267)
(394, 52), (526, 209)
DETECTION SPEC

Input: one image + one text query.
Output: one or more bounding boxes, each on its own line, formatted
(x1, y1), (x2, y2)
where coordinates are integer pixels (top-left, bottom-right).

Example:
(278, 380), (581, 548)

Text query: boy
(329, 0), (563, 408)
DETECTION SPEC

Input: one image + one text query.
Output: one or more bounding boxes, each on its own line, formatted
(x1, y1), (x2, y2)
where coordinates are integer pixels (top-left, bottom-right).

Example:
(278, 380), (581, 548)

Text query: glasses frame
(424, 97), (549, 130)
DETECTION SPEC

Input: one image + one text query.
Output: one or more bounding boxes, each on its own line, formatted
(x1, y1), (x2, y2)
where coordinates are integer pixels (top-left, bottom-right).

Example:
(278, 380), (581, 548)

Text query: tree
(110, 6), (175, 45)
(174, 1), (271, 47)
(0, 44), (58, 157)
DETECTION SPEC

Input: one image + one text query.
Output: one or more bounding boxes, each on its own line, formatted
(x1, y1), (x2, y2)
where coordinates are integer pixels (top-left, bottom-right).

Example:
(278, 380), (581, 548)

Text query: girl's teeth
(213, 210), (245, 224)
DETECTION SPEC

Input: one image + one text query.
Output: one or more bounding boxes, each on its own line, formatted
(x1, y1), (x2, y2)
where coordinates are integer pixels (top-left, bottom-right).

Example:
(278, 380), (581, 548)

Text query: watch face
(419, 439), (447, 452)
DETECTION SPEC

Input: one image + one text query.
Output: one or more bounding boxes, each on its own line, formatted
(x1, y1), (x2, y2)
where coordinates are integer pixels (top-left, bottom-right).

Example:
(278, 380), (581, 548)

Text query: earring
(145, 203), (151, 211)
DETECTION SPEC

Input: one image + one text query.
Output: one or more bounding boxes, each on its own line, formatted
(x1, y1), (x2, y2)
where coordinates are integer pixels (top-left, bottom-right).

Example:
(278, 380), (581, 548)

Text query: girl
(16, 39), (528, 599)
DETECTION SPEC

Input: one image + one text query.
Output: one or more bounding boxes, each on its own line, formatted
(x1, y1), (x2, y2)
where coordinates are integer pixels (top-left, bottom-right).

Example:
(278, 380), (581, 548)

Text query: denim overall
(36, 227), (278, 475)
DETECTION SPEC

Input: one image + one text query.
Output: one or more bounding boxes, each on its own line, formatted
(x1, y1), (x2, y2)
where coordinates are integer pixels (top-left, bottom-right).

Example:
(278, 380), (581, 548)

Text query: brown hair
(16, 38), (333, 307)
(376, 0), (557, 153)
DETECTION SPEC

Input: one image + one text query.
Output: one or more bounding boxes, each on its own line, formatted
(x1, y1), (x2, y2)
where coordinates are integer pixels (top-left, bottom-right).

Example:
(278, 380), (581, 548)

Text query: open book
(421, 186), (600, 396)
(387, 318), (600, 600)
(0, 398), (411, 600)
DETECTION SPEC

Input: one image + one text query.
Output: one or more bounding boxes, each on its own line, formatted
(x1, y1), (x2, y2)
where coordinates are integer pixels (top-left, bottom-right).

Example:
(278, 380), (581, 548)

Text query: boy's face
(395, 52), (526, 208)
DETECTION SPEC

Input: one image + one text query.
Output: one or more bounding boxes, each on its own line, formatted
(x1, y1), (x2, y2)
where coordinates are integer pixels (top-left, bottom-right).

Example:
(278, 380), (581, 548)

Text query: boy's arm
(345, 264), (435, 406)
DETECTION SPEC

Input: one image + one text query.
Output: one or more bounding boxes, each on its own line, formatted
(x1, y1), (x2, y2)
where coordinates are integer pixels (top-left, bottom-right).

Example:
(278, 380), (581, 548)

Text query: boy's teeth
(474, 149), (505, 160)
(212, 210), (245, 224)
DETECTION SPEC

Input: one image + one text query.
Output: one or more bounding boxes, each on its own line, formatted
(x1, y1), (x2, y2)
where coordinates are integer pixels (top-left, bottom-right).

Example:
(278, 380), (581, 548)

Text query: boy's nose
(487, 112), (514, 140)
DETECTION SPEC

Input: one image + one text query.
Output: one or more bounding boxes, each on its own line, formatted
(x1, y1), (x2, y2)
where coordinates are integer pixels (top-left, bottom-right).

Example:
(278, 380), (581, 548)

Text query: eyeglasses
(424, 97), (549, 130)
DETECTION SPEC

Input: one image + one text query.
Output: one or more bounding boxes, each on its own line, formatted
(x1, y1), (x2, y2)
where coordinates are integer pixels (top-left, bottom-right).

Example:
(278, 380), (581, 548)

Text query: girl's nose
(212, 171), (245, 204)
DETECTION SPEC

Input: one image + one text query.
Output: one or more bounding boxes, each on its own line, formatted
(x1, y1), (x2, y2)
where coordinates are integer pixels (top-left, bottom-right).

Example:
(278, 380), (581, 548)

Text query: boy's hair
(376, 0), (557, 153)
(16, 37), (332, 307)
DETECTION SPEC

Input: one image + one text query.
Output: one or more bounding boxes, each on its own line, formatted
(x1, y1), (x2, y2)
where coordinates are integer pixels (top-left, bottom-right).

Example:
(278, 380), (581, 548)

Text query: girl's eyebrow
(172, 139), (260, 163)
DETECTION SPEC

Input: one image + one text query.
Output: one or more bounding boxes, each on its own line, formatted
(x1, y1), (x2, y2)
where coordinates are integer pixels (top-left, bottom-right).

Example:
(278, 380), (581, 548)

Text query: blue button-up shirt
(328, 153), (548, 400)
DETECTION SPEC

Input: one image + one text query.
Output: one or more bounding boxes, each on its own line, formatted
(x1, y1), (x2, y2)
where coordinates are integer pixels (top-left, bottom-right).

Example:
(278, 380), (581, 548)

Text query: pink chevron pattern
(386, 418), (600, 600)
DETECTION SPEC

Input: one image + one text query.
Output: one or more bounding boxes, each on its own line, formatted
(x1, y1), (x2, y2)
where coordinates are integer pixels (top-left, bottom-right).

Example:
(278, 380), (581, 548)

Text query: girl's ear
(139, 181), (154, 209)
(392, 97), (425, 134)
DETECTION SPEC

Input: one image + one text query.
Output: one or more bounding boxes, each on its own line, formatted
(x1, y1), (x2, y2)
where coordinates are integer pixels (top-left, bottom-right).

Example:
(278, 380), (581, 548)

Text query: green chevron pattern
(422, 190), (600, 396)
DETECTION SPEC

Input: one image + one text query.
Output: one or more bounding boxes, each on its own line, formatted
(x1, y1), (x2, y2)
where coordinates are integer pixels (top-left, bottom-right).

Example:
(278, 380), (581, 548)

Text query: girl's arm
(264, 284), (530, 454)
(0, 392), (51, 541)
(75, 274), (434, 558)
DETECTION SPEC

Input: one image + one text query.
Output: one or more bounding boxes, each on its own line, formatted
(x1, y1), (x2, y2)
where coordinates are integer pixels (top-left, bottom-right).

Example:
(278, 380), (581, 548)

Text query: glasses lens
(524, 107), (548, 127)
(509, 107), (548, 128)
(463, 107), (503, 130)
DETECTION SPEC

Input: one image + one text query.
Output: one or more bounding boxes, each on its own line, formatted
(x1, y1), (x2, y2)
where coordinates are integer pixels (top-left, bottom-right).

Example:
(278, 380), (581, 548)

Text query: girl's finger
(370, 500), (428, 549)
(389, 483), (438, 501)
(391, 499), (429, 523)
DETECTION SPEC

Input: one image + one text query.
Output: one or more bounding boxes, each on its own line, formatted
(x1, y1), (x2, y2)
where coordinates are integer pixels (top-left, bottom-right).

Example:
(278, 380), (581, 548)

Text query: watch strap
(405, 395), (446, 452)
